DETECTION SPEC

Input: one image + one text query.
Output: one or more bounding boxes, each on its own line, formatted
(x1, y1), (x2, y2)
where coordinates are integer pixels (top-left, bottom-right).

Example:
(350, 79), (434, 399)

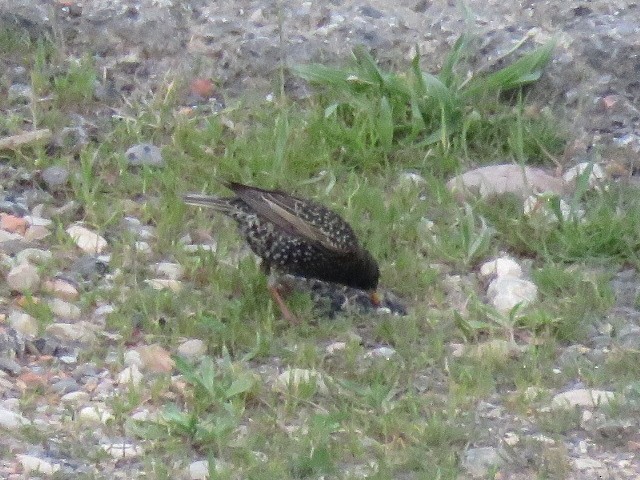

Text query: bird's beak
(369, 290), (382, 306)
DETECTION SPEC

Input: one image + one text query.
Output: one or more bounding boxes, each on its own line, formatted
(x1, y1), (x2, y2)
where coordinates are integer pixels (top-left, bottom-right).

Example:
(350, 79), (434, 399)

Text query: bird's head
(348, 248), (380, 294)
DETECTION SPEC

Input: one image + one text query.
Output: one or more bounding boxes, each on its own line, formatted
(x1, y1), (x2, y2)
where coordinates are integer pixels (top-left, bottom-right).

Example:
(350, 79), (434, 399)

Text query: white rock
(183, 243), (217, 253)
(79, 404), (114, 424)
(480, 256), (523, 279)
(24, 225), (51, 241)
(523, 194), (579, 222)
(125, 143), (164, 167)
(326, 342), (347, 354)
(366, 346), (396, 359)
(0, 407), (29, 429)
(152, 262), (184, 280)
(563, 162), (605, 188)
(487, 277), (537, 313)
(102, 442), (144, 459)
(177, 339), (206, 360)
(131, 408), (155, 421)
(398, 171), (426, 187)
(189, 459), (225, 479)
(6, 262), (40, 292)
(60, 391), (89, 403)
(43, 278), (79, 301)
(0, 230), (23, 242)
(16, 454), (60, 475)
(48, 298), (81, 320)
(117, 364), (143, 386)
(503, 432), (519, 446)
(447, 164), (565, 200)
(124, 350), (143, 367)
(189, 460), (210, 480)
(66, 224), (108, 254)
(59, 354), (78, 364)
(15, 248), (53, 265)
(572, 457), (607, 471)
(145, 278), (183, 292)
(273, 368), (327, 394)
(93, 304), (115, 317)
(45, 322), (96, 343)
(8, 310), (38, 338)
(551, 389), (615, 409)
(135, 241), (151, 254)
(24, 215), (53, 227)
(462, 446), (502, 478)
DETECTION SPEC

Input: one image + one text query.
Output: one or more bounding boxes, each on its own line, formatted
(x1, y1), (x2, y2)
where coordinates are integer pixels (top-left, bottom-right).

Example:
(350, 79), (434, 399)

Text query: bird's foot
(268, 284), (300, 325)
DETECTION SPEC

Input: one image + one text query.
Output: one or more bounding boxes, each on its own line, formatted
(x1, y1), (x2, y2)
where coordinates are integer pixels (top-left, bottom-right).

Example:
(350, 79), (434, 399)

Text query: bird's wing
(227, 182), (351, 254)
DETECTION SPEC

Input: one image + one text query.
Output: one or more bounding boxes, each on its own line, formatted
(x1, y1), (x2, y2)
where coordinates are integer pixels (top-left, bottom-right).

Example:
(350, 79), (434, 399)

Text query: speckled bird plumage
(183, 182), (380, 292)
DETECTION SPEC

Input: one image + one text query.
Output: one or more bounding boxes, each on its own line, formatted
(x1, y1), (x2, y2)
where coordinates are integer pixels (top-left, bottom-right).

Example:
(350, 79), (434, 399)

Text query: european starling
(183, 181), (381, 323)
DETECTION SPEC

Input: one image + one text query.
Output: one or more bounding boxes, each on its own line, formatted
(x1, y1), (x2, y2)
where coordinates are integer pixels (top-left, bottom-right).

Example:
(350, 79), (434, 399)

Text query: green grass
(1, 25), (637, 479)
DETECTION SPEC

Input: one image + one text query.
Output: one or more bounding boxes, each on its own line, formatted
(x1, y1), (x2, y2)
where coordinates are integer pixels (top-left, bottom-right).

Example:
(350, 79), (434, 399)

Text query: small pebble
(41, 166), (70, 189)
(145, 278), (183, 292)
(177, 339), (206, 360)
(151, 262), (184, 280)
(8, 310), (38, 338)
(551, 389), (615, 409)
(24, 225), (51, 241)
(117, 364), (143, 386)
(24, 215), (53, 227)
(6, 262), (40, 293)
(43, 278), (80, 301)
(79, 404), (114, 424)
(125, 143), (164, 167)
(0, 357), (22, 376)
(60, 391), (90, 403)
(102, 442), (144, 459)
(366, 346), (396, 359)
(48, 298), (82, 320)
(0, 407), (29, 429)
(66, 224), (108, 254)
(273, 368), (327, 394)
(0, 213), (27, 234)
(189, 460), (210, 480)
(7, 83), (32, 104)
(16, 454), (60, 475)
(51, 378), (80, 395)
(45, 322), (96, 343)
(15, 248), (53, 265)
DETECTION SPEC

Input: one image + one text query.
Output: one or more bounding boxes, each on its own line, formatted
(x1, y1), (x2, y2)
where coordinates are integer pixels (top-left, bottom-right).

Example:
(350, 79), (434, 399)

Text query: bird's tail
(182, 193), (234, 213)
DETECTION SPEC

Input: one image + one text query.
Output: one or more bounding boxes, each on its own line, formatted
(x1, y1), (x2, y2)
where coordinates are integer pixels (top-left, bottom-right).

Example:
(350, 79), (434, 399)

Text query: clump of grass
(294, 34), (562, 172)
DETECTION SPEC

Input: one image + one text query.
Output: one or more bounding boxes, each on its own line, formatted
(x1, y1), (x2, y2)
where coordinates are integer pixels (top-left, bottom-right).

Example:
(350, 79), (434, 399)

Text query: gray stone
(48, 298), (81, 320)
(462, 447), (503, 478)
(51, 378), (80, 395)
(15, 248), (53, 265)
(41, 166), (70, 189)
(6, 262), (40, 293)
(8, 310), (38, 338)
(177, 339), (206, 360)
(552, 389), (615, 409)
(125, 143), (164, 167)
(16, 455), (60, 475)
(7, 83), (32, 104)
(0, 357), (22, 376)
(0, 406), (29, 429)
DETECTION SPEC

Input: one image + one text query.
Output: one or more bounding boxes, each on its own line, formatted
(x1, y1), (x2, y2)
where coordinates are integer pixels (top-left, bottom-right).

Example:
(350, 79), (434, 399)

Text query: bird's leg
(263, 264), (300, 325)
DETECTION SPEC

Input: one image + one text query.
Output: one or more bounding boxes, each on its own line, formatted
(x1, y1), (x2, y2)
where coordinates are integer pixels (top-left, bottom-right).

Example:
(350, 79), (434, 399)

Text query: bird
(183, 181), (381, 324)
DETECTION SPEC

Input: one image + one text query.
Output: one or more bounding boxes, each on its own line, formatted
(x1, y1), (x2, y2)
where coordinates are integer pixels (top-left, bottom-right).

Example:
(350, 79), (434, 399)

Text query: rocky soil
(1, 0), (640, 479)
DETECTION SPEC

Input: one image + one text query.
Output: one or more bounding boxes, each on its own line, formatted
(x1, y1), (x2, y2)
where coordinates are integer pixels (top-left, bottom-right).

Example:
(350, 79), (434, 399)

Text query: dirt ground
(2, 0), (639, 162)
